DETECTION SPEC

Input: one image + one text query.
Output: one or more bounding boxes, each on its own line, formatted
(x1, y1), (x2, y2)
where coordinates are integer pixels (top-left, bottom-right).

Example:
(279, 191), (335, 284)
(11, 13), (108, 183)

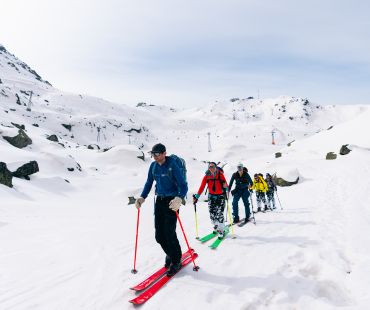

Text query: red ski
(130, 249), (194, 292)
(129, 252), (198, 305)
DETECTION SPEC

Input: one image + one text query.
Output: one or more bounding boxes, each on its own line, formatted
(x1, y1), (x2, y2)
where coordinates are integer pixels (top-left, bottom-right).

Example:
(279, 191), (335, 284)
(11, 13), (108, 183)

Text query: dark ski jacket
(140, 156), (188, 199)
(265, 178), (277, 193)
(229, 168), (253, 191)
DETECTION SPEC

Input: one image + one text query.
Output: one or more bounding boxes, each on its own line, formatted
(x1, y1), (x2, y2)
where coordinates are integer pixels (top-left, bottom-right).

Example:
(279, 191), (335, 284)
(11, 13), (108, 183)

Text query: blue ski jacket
(140, 156), (188, 199)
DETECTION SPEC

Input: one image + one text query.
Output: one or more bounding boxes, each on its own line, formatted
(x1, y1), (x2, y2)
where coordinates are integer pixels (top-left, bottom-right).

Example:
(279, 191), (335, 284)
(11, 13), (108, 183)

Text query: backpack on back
(169, 154), (187, 184)
(205, 163), (225, 192)
(151, 154), (187, 184)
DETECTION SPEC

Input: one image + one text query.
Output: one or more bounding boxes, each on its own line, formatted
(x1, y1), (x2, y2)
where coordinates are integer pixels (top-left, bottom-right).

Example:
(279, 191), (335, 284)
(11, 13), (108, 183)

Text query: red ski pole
(131, 208), (140, 274)
(175, 212), (200, 271)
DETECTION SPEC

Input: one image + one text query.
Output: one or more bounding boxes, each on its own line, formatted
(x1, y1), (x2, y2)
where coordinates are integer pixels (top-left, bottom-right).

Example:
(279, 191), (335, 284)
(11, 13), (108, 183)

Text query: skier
(251, 173), (269, 212)
(193, 162), (229, 239)
(135, 143), (188, 276)
(265, 173), (277, 209)
(228, 163), (253, 224)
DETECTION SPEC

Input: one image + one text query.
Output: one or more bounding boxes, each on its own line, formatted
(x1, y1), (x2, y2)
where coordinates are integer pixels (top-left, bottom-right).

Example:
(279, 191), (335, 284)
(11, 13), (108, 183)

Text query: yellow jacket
(251, 176), (268, 193)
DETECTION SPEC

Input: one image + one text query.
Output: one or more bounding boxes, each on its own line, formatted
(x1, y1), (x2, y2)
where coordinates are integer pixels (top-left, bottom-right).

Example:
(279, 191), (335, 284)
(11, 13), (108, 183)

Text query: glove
(193, 194), (199, 204)
(169, 196), (182, 212)
(135, 197), (145, 209)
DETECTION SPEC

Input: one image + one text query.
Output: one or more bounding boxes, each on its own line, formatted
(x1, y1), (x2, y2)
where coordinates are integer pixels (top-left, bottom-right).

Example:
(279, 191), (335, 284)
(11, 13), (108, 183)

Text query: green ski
(209, 228), (229, 249)
(199, 232), (217, 243)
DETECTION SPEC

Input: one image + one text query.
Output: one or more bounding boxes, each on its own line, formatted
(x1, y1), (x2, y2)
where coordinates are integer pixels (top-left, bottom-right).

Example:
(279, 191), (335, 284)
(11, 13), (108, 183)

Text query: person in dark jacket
(135, 143), (188, 276)
(265, 173), (277, 209)
(229, 163), (253, 224)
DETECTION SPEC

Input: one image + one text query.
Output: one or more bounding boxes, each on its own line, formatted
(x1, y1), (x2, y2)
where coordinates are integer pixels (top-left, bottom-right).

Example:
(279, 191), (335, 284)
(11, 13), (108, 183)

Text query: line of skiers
(134, 143), (278, 276)
(193, 162), (278, 240)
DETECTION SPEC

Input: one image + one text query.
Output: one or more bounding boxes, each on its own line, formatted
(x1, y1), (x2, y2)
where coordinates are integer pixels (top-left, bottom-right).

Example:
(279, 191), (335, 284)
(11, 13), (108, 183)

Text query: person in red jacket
(193, 162), (229, 239)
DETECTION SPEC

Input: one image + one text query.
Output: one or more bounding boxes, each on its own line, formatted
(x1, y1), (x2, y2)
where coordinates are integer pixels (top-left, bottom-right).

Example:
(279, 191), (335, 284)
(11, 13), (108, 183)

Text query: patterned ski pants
(256, 191), (267, 209)
(266, 191), (275, 209)
(208, 194), (226, 232)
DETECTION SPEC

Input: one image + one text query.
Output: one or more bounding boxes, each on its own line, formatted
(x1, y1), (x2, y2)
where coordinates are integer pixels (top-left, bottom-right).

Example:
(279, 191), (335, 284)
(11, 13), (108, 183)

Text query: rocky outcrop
(87, 144), (100, 150)
(326, 152), (337, 160)
(11, 122), (25, 130)
(124, 128), (142, 133)
(0, 162), (13, 187)
(137, 151), (145, 161)
(62, 124), (72, 131)
(340, 144), (352, 155)
(47, 134), (59, 142)
(3, 129), (32, 148)
(12, 161), (39, 180)
(275, 152), (282, 158)
(273, 176), (299, 187)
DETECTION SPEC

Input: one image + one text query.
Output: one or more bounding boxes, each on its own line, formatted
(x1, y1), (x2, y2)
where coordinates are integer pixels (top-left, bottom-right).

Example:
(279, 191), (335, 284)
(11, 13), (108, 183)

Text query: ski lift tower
(128, 134), (132, 145)
(97, 126), (101, 143)
(26, 91), (33, 111)
(207, 132), (212, 152)
(271, 129), (276, 145)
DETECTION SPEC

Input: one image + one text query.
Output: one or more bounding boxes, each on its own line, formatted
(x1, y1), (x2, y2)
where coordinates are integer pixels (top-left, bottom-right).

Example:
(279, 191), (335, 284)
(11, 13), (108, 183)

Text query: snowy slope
(1, 45), (370, 310)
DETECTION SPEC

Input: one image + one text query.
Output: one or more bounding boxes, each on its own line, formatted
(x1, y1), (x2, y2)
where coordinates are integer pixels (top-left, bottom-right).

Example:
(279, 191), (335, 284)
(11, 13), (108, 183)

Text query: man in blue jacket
(135, 143), (188, 276)
(229, 163), (253, 224)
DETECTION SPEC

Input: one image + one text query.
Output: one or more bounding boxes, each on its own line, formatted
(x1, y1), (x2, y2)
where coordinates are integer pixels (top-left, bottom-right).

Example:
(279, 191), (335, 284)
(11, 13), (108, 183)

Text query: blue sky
(1, 0), (370, 107)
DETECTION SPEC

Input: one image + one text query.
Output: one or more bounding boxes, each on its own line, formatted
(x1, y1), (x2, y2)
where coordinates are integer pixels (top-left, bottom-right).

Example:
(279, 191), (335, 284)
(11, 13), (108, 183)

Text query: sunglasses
(152, 152), (162, 157)
(209, 165), (216, 168)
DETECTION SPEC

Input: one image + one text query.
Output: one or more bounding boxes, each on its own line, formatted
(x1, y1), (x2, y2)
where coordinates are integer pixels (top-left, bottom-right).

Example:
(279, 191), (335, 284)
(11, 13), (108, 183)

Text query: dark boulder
(339, 144), (351, 155)
(11, 122), (25, 130)
(87, 144), (100, 150)
(137, 151), (145, 161)
(326, 152), (337, 160)
(275, 152), (282, 158)
(0, 162), (13, 187)
(273, 176), (299, 187)
(12, 161), (39, 180)
(3, 129), (32, 148)
(47, 134), (59, 142)
(62, 124), (72, 131)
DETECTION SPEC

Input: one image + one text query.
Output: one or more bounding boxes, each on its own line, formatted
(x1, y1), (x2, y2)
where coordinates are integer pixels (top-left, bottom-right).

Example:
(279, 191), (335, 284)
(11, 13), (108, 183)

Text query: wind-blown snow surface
(1, 44), (370, 309)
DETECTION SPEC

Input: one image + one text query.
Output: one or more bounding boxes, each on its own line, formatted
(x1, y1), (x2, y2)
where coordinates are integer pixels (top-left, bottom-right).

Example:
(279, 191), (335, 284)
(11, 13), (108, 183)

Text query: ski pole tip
(131, 269), (138, 274)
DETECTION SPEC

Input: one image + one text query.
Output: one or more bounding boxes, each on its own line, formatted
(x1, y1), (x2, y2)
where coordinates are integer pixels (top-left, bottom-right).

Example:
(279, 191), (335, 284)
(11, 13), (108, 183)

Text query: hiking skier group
(135, 143), (278, 277)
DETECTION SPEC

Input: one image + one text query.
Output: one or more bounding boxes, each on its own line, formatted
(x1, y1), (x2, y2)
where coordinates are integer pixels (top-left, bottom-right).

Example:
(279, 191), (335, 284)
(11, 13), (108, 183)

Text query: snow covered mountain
(1, 45), (370, 309)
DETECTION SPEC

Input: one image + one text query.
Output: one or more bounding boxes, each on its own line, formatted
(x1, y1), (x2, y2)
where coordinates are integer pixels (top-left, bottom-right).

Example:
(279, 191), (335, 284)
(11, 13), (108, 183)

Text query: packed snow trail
(2, 148), (370, 309)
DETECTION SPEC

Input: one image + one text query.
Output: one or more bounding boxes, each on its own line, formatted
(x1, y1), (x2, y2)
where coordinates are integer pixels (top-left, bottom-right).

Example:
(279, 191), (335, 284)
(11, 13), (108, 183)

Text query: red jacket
(197, 170), (228, 195)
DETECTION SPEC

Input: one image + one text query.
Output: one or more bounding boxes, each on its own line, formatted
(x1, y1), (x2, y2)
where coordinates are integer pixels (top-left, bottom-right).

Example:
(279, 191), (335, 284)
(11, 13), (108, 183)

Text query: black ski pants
(154, 196), (182, 265)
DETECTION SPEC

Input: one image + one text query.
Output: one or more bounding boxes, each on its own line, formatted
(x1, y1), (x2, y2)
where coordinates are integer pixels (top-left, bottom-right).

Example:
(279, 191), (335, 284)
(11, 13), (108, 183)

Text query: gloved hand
(169, 196), (182, 212)
(135, 197), (145, 209)
(193, 194), (199, 204)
